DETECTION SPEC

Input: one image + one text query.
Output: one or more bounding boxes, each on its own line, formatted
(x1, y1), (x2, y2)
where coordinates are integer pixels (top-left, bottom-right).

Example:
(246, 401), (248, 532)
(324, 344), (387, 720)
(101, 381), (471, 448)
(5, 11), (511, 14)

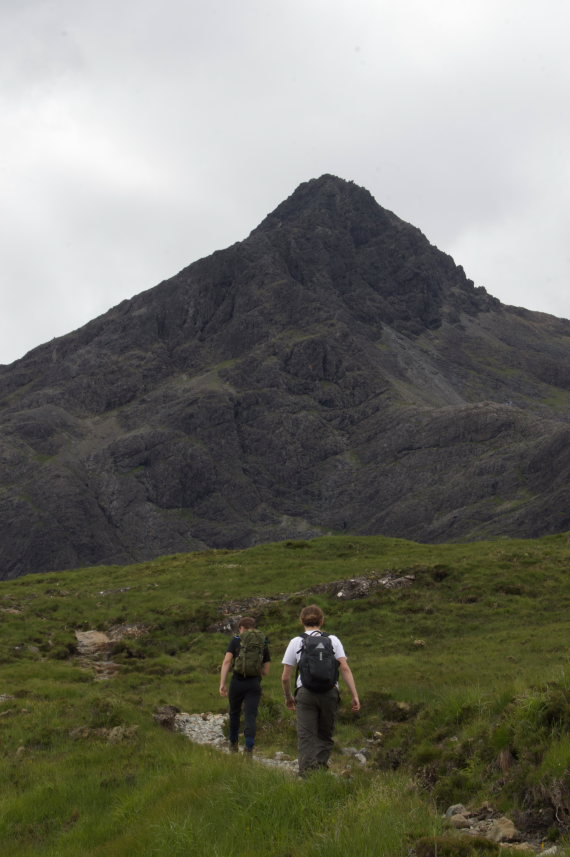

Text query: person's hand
(219, 685), (228, 697)
(285, 697), (296, 710)
(351, 695), (361, 712)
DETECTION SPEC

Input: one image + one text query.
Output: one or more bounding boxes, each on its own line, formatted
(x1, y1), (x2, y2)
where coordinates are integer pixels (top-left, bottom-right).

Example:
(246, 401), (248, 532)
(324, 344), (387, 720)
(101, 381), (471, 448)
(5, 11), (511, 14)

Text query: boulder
(153, 705), (181, 730)
(445, 804), (467, 818)
(449, 814), (471, 829)
(487, 816), (519, 842)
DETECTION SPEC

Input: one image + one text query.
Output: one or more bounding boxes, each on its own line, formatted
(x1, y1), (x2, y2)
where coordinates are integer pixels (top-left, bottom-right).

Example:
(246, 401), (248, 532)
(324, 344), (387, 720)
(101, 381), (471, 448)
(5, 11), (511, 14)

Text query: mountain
(2, 174), (570, 579)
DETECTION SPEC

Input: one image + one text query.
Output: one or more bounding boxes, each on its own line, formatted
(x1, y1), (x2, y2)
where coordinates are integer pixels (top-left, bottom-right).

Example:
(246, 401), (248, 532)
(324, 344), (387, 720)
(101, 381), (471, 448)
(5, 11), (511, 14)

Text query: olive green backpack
(234, 629), (265, 677)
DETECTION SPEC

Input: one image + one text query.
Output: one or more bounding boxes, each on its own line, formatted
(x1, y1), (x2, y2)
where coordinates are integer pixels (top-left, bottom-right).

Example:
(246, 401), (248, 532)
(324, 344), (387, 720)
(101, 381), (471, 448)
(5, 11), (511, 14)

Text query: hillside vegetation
(2, 533), (570, 855)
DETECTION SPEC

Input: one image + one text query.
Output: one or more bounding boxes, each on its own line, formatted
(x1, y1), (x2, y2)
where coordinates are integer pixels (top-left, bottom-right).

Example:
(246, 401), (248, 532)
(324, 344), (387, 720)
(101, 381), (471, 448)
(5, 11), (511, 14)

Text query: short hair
(300, 604), (324, 627)
(238, 616), (256, 630)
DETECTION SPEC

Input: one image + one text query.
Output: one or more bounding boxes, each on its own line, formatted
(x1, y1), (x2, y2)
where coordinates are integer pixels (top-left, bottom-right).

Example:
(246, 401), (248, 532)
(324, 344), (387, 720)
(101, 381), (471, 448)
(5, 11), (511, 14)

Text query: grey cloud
(2, 0), (570, 363)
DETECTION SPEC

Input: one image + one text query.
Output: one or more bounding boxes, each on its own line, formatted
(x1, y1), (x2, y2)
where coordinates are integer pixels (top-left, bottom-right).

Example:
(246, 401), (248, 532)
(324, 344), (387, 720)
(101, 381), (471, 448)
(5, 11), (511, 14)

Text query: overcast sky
(1, 0), (569, 365)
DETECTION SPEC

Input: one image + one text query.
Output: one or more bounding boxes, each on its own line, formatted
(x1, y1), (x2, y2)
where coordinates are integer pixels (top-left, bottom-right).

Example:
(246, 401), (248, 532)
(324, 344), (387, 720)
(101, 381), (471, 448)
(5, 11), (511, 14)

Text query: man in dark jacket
(219, 616), (270, 754)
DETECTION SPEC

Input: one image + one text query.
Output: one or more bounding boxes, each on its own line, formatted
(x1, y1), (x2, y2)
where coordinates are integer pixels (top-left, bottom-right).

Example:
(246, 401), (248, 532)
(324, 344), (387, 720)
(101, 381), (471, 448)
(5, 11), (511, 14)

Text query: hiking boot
(229, 742), (239, 753)
(244, 746), (254, 757)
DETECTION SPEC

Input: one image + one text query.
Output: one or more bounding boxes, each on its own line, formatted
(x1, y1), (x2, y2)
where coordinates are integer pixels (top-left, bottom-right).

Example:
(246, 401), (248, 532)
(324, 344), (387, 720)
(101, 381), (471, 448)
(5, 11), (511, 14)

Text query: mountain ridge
(2, 175), (570, 578)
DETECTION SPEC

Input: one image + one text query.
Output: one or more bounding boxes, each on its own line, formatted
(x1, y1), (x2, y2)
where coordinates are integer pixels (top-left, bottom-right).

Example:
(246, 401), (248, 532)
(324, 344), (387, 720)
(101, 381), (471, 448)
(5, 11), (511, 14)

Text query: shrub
(88, 697), (125, 729)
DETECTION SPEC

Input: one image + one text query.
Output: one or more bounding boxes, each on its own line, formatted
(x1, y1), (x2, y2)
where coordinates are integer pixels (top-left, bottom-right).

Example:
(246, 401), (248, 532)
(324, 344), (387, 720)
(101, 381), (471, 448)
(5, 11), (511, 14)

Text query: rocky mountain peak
(247, 174), (495, 338)
(252, 174), (393, 234)
(1, 177), (570, 579)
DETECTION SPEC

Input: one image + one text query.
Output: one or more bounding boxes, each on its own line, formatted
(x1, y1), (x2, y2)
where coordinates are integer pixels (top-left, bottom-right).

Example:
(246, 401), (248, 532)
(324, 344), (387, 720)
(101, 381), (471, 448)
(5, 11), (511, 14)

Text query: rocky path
(161, 707), (373, 775)
(155, 707), (300, 774)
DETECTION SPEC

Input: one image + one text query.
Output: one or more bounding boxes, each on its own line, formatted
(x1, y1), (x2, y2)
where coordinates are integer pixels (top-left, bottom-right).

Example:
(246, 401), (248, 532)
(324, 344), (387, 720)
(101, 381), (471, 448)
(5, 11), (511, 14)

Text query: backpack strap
(294, 632), (309, 693)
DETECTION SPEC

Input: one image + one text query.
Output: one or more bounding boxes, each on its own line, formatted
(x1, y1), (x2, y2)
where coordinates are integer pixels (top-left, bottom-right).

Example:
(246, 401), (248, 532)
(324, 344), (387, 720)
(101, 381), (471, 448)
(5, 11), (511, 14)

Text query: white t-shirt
(281, 631), (347, 688)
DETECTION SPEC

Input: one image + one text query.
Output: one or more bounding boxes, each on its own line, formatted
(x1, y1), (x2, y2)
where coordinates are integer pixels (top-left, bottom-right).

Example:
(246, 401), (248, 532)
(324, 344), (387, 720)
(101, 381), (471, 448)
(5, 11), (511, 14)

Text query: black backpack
(297, 631), (339, 693)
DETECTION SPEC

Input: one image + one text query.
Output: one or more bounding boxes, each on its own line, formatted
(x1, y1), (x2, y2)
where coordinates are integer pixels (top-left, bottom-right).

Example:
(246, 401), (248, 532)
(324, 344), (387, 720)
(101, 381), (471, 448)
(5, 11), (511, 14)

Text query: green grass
(3, 533), (570, 854)
(0, 744), (437, 857)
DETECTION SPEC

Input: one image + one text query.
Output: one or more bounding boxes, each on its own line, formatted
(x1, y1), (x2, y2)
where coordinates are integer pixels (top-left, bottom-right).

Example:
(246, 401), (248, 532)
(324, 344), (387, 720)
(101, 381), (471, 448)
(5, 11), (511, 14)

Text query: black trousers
(228, 675), (262, 749)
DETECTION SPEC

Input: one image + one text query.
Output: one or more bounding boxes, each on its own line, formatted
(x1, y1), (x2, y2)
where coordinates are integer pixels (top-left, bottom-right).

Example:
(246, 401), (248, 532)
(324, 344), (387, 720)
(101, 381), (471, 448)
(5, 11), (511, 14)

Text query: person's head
(300, 604), (324, 629)
(238, 616), (256, 633)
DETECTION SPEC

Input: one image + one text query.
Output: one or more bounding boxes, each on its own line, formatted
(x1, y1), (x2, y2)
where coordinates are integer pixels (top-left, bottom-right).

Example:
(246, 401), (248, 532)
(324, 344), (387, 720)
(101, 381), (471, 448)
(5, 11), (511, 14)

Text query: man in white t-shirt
(281, 604), (360, 776)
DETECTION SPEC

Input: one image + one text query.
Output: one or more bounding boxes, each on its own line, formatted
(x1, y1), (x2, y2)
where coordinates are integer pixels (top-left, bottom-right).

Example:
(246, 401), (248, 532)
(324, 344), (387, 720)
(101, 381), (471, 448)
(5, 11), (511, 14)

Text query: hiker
(281, 604), (360, 776)
(219, 616), (271, 754)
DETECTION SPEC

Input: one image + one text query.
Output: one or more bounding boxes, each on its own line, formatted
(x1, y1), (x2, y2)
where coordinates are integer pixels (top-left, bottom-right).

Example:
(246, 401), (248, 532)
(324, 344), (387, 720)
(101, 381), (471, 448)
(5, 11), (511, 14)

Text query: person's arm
(262, 661), (271, 677)
(337, 657), (361, 712)
(219, 652), (234, 697)
(281, 664), (296, 709)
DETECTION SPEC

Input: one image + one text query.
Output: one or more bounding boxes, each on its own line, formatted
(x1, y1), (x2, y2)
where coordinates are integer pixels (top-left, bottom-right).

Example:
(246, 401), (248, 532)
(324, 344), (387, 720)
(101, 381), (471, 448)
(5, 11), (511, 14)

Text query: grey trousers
(296, 686), (340, 775)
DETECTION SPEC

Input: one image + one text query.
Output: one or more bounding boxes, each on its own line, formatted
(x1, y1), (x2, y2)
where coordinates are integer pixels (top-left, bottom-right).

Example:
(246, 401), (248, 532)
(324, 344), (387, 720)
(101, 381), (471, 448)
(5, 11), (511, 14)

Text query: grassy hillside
(2, 533), (570, 855)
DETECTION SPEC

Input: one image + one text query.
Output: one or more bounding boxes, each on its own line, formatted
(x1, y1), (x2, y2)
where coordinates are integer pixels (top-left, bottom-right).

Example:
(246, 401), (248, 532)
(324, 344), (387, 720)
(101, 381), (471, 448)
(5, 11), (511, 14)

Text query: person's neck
(304, 626), (322, 632)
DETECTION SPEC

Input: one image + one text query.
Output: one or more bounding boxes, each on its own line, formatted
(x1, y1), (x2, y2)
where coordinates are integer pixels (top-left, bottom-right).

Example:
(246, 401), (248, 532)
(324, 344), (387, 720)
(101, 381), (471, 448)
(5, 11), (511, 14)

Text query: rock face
(2, 174), (570, 578)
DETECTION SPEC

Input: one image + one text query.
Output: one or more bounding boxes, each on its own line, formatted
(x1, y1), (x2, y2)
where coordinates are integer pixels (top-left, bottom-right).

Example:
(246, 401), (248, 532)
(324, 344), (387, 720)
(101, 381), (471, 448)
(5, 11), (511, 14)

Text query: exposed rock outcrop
(211, 569), (417, 631)
(75, 624), (148, 679)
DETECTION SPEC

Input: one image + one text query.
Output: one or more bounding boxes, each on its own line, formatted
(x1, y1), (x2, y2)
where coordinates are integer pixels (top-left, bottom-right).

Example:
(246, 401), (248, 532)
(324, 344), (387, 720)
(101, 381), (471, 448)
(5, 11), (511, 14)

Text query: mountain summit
(2, 175), (570, 578)
(250, 174), (496, 335)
